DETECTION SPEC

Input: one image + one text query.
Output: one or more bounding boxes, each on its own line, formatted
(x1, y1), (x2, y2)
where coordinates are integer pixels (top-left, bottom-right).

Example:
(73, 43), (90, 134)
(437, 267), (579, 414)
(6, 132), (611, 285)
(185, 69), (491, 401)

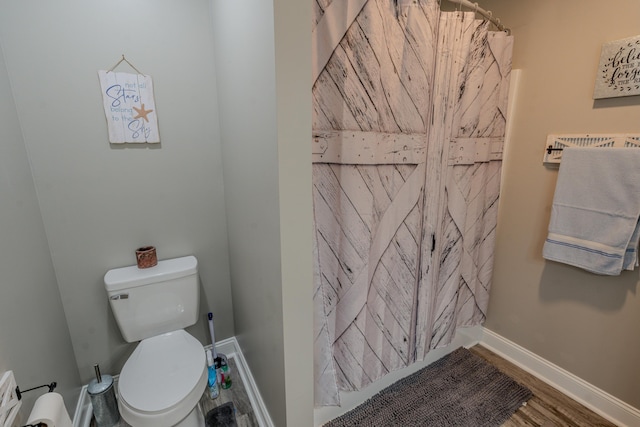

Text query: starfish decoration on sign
(133, 104), (154, 122)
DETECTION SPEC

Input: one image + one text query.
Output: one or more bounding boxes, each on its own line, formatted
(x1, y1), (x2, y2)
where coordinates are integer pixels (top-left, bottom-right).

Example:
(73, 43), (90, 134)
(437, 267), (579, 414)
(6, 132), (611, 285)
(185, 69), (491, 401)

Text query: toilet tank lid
(104, 255), (197, 292)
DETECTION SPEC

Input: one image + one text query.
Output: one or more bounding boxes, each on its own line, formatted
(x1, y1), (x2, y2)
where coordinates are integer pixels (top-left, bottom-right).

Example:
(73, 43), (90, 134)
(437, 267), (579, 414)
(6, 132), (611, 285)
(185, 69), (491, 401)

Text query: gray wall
(0, 44), (81, 420)
(210, 0), (285, 424)
(210, 0), (313, 425)
(480, 0), (640, 410)
(272, 0), (314, 424)
(0, 0), (313, 425)
(0, 0), (234, 384)
(2, 0), (638, 424)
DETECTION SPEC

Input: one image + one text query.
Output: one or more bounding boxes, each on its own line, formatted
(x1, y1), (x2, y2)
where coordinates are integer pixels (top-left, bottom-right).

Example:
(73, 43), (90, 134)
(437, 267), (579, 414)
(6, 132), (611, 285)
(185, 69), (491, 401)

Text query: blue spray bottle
(206, 349), (219, 399)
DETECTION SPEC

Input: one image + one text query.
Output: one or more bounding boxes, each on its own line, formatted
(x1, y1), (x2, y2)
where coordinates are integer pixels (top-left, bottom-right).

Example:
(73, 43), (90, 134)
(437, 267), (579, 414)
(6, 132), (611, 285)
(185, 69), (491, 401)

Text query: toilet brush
(208, 312), (217, 358)
(208, 312), (232, 389)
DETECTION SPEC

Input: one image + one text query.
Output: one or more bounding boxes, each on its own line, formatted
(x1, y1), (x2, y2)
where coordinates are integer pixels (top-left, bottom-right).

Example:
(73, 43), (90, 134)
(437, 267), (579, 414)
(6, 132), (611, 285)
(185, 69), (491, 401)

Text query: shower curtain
(312, 0), (513, 406)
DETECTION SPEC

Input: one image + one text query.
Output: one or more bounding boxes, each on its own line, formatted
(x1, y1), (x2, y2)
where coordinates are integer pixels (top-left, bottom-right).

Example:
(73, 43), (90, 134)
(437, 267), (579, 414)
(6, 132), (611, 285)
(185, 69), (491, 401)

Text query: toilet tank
(104, 255), (200, 343)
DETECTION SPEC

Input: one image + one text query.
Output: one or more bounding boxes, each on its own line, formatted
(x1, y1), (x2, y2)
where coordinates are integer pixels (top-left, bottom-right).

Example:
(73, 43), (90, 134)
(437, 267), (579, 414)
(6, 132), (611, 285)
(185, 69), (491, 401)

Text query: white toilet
(104, 255), (207, 427)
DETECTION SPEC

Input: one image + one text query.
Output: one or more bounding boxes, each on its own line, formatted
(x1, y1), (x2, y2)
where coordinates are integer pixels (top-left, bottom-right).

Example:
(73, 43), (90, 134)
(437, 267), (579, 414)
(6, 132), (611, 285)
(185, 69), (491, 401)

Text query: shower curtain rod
(444, 0), (510, 34)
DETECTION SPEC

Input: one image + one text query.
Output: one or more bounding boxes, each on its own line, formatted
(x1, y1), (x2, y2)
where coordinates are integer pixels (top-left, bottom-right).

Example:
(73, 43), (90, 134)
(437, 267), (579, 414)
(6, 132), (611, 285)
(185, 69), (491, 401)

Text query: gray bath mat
(324, 347), (532, 427)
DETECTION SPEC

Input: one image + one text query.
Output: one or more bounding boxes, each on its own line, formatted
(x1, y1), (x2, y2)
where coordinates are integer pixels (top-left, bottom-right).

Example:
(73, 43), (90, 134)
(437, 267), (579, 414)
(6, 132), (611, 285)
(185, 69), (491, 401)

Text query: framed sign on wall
(593, 35), (640, 99)
(98, 56), (160, 143)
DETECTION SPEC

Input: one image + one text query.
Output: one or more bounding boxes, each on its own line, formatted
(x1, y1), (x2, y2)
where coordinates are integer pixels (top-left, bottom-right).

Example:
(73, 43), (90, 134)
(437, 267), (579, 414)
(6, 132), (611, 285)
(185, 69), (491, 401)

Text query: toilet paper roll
(27, 392), (73, 427)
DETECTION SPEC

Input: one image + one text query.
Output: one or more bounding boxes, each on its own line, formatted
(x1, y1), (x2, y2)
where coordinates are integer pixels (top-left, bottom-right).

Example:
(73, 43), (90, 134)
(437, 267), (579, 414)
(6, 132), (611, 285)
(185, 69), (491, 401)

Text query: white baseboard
(72, 336), (274, 427)
(480, 328), (640, 427)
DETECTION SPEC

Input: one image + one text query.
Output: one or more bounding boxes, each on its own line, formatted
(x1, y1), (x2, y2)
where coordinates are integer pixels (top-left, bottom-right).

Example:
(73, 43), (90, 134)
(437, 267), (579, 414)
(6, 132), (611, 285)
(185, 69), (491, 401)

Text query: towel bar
(543, 133), (640, 164)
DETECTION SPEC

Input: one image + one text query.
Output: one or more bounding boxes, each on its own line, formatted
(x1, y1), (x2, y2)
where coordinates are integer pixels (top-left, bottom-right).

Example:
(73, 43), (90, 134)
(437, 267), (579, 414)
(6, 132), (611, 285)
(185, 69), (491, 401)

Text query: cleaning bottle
(216, 354), (232, 390)
(206, 349), (219, 399)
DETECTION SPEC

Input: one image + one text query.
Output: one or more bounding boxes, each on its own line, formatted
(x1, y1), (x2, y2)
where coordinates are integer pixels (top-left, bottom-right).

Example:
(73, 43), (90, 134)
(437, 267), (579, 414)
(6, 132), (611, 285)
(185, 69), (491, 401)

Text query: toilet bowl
(104, 255), (207, 427)
(117, 330), (207, 427)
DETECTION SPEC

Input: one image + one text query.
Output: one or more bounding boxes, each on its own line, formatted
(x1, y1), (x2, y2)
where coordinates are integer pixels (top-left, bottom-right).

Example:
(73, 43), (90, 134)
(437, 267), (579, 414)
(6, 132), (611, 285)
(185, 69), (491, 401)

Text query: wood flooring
(199, 357), (259, 427)
(470, 345), (618, 427)
(91, 346), (618, 427)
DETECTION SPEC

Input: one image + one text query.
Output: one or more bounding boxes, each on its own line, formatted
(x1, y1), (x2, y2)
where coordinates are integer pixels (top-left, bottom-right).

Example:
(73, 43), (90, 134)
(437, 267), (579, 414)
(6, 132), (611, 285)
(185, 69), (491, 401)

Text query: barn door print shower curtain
(312, 0), (513, 405)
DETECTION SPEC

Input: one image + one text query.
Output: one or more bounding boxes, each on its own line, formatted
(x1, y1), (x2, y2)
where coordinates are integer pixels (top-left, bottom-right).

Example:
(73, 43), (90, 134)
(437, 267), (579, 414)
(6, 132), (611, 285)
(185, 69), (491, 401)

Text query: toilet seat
(118, 329), (207, 426)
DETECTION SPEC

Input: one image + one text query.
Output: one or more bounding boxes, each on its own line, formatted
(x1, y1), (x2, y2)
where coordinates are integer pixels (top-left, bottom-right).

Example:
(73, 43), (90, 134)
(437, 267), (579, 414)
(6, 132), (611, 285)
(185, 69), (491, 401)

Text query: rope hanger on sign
(107, 54), (144, 74)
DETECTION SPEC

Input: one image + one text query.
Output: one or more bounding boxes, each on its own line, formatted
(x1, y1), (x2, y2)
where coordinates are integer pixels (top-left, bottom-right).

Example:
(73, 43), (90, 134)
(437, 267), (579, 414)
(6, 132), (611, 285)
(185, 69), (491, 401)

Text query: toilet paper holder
(15, 381), (57, 401)
(10, 380), (58, 427)
(15, 384), (57, 426)
(16, 384), (57, 427)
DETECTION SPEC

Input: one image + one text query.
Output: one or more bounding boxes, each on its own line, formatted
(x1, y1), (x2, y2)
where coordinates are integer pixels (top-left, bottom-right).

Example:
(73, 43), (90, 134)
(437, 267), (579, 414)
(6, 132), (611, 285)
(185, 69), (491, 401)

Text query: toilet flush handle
(109, 293), (129, 300)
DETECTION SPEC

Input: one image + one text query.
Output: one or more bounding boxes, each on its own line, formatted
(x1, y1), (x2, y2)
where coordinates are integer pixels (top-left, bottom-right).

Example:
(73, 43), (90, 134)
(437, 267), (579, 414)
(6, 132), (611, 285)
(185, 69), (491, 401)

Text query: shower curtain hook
(473, 2), (478, 14)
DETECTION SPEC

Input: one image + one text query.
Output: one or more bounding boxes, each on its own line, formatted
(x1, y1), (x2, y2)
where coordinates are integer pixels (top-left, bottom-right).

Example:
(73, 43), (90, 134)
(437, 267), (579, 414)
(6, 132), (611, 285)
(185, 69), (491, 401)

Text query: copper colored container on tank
(135, 246), (157, 269)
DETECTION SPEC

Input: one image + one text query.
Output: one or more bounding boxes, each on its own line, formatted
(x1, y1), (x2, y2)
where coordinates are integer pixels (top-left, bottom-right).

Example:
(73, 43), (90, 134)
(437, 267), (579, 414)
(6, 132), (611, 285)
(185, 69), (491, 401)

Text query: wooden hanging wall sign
(593, 34), (640, 99)
(98, 56), (160, 143)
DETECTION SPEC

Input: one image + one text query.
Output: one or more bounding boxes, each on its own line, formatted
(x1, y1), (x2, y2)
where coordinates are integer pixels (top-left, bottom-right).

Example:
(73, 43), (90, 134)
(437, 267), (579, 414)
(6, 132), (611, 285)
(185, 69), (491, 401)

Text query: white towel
(542, 147), (640, 275)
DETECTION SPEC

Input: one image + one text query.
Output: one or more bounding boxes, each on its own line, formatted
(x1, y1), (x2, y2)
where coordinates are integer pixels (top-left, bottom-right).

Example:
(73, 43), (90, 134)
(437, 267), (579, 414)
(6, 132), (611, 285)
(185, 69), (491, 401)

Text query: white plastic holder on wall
(0, 371), (22, 427)
(543, 133), (640, 165)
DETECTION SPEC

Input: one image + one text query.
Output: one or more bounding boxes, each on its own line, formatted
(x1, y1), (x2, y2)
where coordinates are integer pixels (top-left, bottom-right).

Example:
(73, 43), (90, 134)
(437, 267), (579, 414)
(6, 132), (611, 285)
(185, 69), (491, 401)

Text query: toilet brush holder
(87, 365), (120, 427)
